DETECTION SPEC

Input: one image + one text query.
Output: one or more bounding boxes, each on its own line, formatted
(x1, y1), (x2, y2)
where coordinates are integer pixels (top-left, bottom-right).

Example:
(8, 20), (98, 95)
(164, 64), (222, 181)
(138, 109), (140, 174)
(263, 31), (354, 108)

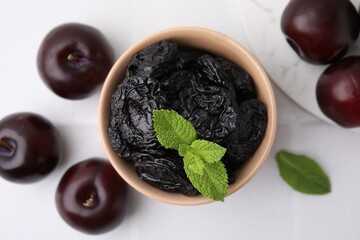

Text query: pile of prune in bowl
(99, 27), (277, 205)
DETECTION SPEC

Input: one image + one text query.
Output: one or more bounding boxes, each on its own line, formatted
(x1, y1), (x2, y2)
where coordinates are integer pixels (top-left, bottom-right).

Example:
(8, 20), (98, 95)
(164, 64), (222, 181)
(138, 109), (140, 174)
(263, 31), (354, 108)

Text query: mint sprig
(153, 109), (197, 149)
(276, 150), (331, 195)
(153, 109), (228, 201)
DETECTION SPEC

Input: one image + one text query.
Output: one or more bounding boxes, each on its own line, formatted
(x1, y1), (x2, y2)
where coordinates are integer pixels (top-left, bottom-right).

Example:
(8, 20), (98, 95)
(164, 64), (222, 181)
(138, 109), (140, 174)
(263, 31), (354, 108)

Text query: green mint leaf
(190, 139), (226, 164)
(275, 150), (331, 195)
(184, 156), (228, 201)
(179, 144), (205, 175)
(184, 154), (205, 175)
(178, 143), (190, 157)
(153, 109), (197, 150)
(153, 109), (229, 201)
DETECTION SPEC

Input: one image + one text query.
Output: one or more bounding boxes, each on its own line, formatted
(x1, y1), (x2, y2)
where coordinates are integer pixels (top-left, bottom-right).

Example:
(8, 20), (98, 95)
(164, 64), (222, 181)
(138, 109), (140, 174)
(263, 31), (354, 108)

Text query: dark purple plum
(55, 158), (128, 234)
(281, 0), (359, 64)
(316, 56), (360, 127)
(0, 112), (61, 183)
(37, 23), (114, 99)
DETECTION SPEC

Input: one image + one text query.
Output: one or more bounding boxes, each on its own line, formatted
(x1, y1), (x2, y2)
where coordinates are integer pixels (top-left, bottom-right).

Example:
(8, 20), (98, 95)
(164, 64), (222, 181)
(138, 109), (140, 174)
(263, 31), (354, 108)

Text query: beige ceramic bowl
(99, 27), (277, 205)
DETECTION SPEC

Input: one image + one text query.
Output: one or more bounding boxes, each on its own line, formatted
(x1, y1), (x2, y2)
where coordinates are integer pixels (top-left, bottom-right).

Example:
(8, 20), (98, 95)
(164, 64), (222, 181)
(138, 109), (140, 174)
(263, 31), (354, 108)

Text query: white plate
(238, 0), (360, 131)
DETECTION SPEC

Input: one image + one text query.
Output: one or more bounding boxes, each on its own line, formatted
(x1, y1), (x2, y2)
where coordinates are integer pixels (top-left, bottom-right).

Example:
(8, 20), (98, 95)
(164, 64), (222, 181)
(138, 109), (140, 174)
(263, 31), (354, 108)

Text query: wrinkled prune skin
(132, 151), (198, 195)
(174, 48), (206, 69)
(217, 57), (257, 103)
(127, 41), (178, 79)
(223, 99), (268, 173)
(194, 55), (237, 100)
(160, 70), (197, 104)
(108, 40), (267, 195)
(176, 85), (237, 140)
(108, 76), (166, 158)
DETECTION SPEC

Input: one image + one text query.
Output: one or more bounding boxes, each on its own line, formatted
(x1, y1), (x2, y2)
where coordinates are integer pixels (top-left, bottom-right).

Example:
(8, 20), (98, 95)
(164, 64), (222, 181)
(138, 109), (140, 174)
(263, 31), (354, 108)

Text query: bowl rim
(98, 26), (277, 205)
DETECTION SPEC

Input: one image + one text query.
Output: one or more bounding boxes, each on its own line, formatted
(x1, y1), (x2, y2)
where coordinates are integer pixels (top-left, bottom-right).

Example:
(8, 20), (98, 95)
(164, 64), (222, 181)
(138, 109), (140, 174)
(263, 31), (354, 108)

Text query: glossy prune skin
(0, 112), (61, 183)
(316, 56), (360, 127)
(281, 0), (360, 64)
(127, 40), (178, 79)
(37, 23), (114, 99)
(133, 150), (198, 195)
(223, 99), (267, 171)
(108, 75), (197, 195)
(56, 158), (128, 234)
(195, 54), (235, 92)
(108, 76), (167, 159)
(108, 40), (267, 194)
(217, 57), (257, 102)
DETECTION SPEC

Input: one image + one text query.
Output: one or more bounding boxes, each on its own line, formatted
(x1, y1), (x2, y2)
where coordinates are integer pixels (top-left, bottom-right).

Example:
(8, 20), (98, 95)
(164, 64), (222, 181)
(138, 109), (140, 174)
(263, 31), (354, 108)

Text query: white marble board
(238, 0), (360, 131)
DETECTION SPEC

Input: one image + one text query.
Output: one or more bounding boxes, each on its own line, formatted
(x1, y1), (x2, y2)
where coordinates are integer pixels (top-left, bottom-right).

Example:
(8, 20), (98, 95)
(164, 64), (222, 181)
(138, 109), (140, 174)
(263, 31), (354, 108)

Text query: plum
(316, 56), (360, 127)
(0, 112), (61, 183)
(55, 158), (128, 234)
(281, 0), (359, 64)
(37, 23), (114, 99)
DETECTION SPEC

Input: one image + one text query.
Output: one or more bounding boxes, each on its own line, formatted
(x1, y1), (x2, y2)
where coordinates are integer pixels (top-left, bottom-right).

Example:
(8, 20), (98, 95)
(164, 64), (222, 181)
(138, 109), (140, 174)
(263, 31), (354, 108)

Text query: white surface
(238, 0), (360, 131)
(1, 0), (360, 239)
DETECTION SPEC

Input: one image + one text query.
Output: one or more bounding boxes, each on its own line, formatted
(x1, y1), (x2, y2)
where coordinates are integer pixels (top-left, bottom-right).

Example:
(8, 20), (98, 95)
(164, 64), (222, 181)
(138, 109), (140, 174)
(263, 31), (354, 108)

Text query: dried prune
(223, 99), (267, 172)
(217, 57), (257, 103)
(174, 48), (205, 70)
(108, 40), (267, 196)
(133, 151), (197, 195)
(127, 40), (178, 79)
(160, 70), (197, 104)
(195, 55), (236, 96)
(176, 85), (238, 141)
(108, 76), (167, 159)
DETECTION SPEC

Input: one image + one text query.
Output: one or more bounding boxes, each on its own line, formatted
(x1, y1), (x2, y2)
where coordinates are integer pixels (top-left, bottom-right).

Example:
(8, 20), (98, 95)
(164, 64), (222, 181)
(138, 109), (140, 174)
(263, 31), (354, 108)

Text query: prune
(174, 48), (206, 69)
(127, 40), (178, 79)
(176, 85), (238, 140)
(216, 57), (257, 102)
(223, 99), (267, 172)
(108, 40), (267, 196)
(108, 76), (167, 159)
(133, 151), (197, 195)
(195, 54), (236, 96)
(160, 70), (198, 103)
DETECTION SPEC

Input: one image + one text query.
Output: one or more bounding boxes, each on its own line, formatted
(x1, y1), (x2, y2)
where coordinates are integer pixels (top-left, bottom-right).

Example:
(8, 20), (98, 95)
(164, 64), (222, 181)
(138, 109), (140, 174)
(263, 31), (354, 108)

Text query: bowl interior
(99, 27), (277, 205)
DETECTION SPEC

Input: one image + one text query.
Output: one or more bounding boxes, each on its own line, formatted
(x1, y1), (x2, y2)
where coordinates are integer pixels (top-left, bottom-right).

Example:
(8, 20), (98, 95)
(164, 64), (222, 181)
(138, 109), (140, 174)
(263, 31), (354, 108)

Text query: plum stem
(67, 53), (91, 66)
(83, 192), (98, 208)
(67, 53), (81, 64)
(0, 138), (14, 152)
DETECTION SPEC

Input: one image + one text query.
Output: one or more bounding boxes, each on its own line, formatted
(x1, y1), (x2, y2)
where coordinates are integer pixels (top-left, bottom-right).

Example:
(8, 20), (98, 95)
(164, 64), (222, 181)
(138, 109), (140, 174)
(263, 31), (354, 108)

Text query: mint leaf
(153, 109), (229, 201)
(178, 143), (191, 158)
(184, 154), (205, 175)
(179, 144), (205, 175)
(179, 140), (226, 164)
(153, 109), (197, 150)
(184, 157), (228, 201)
(190, 139), (226, 164)
(275, 150), (331, 195)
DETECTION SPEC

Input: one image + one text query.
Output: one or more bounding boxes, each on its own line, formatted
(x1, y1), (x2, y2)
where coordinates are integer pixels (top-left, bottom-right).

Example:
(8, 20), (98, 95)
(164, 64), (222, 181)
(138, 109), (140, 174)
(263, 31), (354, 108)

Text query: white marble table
(1, 0), (360, 239)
